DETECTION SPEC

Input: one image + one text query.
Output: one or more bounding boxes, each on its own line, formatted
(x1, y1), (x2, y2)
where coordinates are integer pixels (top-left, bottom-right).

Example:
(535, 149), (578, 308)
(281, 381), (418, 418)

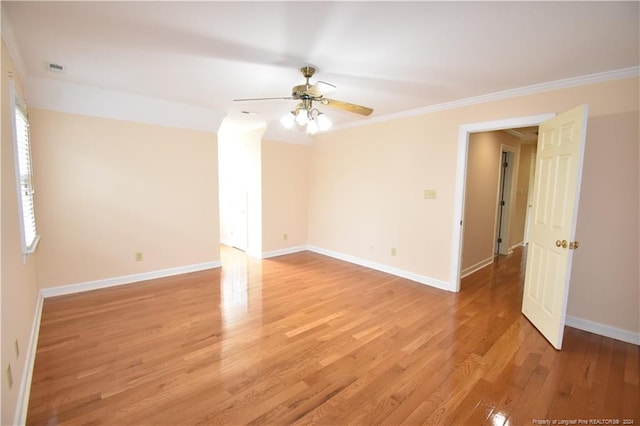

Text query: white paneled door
(522, 105), (588, 350)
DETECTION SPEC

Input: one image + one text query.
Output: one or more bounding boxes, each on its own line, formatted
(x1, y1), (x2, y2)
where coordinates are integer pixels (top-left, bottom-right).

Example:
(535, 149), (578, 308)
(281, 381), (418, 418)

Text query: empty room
(1, 2), (638, 425)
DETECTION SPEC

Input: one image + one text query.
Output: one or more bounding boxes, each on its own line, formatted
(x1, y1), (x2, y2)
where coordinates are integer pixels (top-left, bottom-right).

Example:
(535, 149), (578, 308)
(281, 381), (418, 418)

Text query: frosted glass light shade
(317, 113), (332, 131)
(280, 111), (295, 129)
(307, 119), (319, 135)
(295, 109), (309, 126)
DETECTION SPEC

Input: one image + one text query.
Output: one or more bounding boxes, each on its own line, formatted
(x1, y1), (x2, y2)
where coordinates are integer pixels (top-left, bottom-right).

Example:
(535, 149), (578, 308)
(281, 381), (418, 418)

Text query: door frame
(449, 112), (555, 292)
(523, 150), (537, 245)
(494, 146), (517, 256)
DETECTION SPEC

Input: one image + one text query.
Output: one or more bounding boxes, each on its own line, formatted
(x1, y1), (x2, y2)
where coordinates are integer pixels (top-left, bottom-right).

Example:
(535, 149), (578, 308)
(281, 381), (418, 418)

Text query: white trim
(450, 112), (556, 293)
(334, 67), (639, 132)
(566, 316), (640, 346)
(1, 9), (27, 81)
(9, 80), (40, 260)
(510, 242), (526, 251)
(16, 62), (634, 140)
(24, 77), (225, 134)
(41, 261), (221, 298)
(494, 145), (517, 256)
(461, 257), (494, 279)
(13, 292), (44, 426)
(523, 150), (537, 244)
(307, 245), (449, 292)
(262, 246), (307, 259)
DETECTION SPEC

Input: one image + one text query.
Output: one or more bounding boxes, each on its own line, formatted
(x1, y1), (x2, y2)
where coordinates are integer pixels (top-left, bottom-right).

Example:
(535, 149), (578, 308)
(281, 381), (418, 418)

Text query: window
(9, 80), (39, 256)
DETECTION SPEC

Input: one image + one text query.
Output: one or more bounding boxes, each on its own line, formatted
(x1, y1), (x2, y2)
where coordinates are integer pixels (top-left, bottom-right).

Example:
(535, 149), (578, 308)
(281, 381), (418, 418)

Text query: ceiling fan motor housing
(292, 66), (317, 98)
(292, 84), (313, 99)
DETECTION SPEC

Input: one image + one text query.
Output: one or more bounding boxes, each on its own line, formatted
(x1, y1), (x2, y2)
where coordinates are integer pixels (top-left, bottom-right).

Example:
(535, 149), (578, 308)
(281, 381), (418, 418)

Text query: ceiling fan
(233, 66), (373, 133)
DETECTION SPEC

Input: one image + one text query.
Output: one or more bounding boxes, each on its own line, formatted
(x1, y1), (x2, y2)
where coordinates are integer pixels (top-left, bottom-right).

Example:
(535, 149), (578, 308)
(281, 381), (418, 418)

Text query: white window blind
(10, 80), (39, 256)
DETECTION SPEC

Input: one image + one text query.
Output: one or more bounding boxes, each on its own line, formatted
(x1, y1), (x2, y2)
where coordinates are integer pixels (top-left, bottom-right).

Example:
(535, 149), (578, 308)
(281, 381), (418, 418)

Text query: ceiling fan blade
(233, 96), (296, 102)
(307, 80), (336, 97)
(323, 98), (374, 116)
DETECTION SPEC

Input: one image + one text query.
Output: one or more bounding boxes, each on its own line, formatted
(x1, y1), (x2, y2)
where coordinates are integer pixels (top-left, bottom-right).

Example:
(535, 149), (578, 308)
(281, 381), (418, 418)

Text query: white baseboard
(566, 315), (640, 346)
(306, 245), (450, 292)
(14, 292), (44, 426)
(461, 257), (494, 278)
(41, 261), (222, 298)
(262, 245), (307, 259)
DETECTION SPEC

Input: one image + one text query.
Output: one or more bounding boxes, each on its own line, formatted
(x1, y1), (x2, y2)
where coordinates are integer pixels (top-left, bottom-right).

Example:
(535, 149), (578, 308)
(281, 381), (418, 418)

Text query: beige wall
(569, 110), (638, 331)
(30, 109), (220, 288)
(309, 77), (639, 334)
(1, 40), (40, 425)
(462, 131), (521, 273)
(262, 139), (308, 253)
(309, 118), (456, 277)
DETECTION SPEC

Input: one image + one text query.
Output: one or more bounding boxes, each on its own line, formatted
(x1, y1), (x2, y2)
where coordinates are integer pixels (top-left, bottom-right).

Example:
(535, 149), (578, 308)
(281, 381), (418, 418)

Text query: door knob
(569, 241), (580, 250)
(555, 240), (568, 248)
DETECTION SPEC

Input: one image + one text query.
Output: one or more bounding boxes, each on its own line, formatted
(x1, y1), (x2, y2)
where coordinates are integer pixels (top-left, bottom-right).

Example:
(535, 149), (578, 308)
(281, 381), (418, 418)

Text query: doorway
(459, 132), (535, 279)
(450, 113), (555, 292)
(452, 107), (589, 349)
(217, 113), (266, 258)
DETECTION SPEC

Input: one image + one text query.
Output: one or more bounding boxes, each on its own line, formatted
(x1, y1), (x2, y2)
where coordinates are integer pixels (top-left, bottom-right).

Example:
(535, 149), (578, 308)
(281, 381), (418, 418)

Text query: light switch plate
(424, 189), (437, 199)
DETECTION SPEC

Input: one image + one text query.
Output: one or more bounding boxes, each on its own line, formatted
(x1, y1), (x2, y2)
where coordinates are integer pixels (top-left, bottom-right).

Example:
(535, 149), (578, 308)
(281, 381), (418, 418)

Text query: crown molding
(334, 66), (640, 132)
(1, 4), (27, 81)
(19, 65), (639, 139)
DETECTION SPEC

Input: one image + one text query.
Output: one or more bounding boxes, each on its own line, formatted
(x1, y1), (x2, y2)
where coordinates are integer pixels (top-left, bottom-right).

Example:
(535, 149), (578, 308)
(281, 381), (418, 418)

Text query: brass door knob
(569, 241), (580, 250)
(555, 240), (568, 248)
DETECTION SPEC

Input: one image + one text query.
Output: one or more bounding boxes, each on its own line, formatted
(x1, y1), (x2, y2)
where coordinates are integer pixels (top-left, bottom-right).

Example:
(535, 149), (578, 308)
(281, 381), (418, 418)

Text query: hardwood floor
(27, 247), (639, 425)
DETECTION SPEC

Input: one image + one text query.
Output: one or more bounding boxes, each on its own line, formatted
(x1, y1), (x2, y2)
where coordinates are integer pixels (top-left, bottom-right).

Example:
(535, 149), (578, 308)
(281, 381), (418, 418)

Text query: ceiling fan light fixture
(236, 65), (373, 136)
(280, 111), (295, 129)
(236, 65), (373, 135)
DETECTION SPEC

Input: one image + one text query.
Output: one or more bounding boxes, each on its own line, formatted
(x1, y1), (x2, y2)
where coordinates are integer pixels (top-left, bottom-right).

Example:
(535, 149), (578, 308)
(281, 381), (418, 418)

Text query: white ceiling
(2, 1), (639, 142)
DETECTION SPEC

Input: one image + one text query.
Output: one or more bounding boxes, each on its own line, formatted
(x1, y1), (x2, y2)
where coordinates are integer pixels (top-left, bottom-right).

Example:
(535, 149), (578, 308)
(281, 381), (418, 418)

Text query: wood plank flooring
(27, 247), (639, 425)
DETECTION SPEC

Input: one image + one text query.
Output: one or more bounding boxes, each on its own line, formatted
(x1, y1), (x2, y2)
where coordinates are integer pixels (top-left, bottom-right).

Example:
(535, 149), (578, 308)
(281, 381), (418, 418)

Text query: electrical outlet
(6, 364), (13, 389)
(424, 189), (437, 199)
(14, 339), (19, 359)
(283, 233), (288, 241)
(391, 248), (397, 256)
(135, 252), (143, 262)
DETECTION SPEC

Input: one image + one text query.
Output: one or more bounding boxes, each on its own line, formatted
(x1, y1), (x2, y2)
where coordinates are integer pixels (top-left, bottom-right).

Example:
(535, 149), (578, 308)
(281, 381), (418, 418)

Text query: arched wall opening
(217, 113), (266, 258)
